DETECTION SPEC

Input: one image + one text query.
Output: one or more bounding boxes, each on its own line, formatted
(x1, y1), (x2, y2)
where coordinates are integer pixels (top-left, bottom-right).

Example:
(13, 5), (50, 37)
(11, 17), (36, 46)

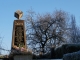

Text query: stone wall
(14, 55), (32, 60)
(33, 59), (62, 60)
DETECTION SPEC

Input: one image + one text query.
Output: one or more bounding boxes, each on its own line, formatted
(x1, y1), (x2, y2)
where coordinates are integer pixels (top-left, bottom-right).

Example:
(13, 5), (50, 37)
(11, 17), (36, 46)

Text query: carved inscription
(14, 25), (25, 47)
(11, 20), (27, 52)
(15, 21), (23, 25)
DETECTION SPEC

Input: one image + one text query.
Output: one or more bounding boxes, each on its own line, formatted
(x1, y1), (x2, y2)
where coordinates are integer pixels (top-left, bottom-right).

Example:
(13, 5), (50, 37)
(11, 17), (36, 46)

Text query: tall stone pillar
(11, 10), (27, 54)
(9, 10), (32, 60)
(11, 20), (27, 52)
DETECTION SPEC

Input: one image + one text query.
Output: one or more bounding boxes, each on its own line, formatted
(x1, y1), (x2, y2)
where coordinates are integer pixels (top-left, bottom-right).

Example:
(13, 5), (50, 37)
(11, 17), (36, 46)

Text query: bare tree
(70, 15), (80, 43)
(26, 10), (70, 55)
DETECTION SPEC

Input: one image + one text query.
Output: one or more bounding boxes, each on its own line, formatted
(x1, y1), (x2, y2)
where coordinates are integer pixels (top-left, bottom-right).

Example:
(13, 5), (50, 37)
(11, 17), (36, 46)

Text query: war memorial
(9, 10), (32, 60)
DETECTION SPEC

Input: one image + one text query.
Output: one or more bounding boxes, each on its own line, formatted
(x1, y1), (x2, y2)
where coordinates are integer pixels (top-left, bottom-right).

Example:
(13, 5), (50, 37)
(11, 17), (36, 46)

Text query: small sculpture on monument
(14, 10), (23, 20)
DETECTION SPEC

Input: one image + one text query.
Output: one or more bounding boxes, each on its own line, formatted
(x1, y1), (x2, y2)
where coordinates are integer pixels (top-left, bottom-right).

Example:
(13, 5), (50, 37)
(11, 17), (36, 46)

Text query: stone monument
(9, 10), (32, 60)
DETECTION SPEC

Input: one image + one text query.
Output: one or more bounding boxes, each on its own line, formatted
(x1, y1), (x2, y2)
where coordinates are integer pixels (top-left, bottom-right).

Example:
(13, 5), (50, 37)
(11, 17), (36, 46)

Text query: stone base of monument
(9, 49), (32, 60)
(14, 55), (32, 60)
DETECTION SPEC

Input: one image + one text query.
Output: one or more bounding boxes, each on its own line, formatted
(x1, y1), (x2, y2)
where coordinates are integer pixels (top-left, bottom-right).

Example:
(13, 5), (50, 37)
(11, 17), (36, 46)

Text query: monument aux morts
(11, 10), (27, 54)
(8, 10), (32, 60)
